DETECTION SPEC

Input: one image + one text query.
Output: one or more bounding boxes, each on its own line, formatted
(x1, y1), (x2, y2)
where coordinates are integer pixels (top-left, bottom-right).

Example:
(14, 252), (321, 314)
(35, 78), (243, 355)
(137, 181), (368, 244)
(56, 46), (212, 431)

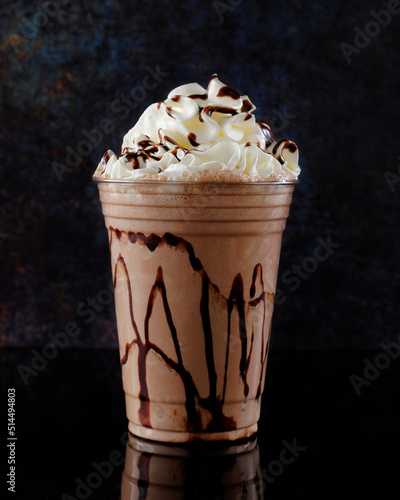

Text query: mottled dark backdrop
(1, 0), (399, 348)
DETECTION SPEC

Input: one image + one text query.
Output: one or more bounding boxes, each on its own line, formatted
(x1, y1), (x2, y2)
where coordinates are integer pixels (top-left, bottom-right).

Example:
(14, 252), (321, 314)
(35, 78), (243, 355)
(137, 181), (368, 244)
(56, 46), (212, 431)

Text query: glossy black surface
(1, 0), (400, 349)
(1, 348), (398, 499)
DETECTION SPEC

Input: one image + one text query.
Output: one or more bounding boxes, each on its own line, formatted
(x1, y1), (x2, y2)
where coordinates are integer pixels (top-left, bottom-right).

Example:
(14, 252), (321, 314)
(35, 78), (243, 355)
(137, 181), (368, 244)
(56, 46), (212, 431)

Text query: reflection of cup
(121, 433), (263, 500)
(96, 180), (295, 442)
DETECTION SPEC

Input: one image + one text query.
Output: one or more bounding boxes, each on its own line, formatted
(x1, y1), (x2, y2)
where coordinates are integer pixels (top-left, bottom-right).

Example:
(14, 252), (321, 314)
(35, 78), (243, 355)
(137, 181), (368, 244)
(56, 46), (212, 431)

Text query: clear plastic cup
(96, 180), (295, 442)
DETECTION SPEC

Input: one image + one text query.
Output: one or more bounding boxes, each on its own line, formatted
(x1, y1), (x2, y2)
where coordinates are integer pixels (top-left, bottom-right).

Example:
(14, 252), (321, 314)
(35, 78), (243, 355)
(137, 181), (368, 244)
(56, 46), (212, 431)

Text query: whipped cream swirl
(94, 75), (300, 181)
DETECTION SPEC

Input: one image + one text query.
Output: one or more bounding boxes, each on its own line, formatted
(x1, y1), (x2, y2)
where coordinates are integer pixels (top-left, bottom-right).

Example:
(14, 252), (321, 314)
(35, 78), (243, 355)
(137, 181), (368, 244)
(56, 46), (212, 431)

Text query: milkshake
(94, 76), (300, 442)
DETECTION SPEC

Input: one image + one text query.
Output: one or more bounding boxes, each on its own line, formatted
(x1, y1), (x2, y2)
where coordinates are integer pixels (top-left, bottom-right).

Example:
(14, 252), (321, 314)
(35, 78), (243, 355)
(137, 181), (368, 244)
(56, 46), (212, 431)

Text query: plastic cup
(96, 180), (295, 442)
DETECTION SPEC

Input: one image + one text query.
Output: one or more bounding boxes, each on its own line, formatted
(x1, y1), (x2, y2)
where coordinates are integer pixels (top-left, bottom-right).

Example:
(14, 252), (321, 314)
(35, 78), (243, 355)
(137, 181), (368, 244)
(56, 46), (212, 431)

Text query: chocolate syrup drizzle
(136, 452), (151, 499)
(102, 150), (111, 164)
(187, 132), (199, 147)
(259, 123), (275, 148)
(217, 85), (241, 100)
(111, 228), (272, 432)
(272, 139), (298, 165)
(241, 99), (254, 113)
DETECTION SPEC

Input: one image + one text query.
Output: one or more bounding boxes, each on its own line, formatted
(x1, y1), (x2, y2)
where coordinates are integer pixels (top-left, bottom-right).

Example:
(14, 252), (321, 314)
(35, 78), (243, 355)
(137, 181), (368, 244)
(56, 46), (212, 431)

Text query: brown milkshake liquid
(98, 179), (294, 442)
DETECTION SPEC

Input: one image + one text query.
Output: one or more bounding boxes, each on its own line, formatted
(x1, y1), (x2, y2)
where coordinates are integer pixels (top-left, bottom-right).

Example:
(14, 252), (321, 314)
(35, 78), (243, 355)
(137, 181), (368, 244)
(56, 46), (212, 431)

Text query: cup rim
(93, 178), (299, 186)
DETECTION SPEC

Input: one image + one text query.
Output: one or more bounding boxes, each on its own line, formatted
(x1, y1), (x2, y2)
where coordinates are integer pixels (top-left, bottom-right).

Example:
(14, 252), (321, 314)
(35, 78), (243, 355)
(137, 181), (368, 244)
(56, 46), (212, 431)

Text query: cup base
(128, 421), (258, 443)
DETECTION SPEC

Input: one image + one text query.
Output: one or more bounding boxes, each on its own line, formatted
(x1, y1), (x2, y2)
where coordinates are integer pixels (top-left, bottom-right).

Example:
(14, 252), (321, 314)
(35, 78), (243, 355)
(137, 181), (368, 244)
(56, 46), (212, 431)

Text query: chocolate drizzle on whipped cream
(258, 123), (275, 148)
(187, 132), (199, 147)
(204, 105), (239, 117)
(241, 99), (253, 113)
(94, 75), (300, 181)
(217, 85), (241, 100)
(111, 228), (272, 433)
(102, 150), (111, 164)
(272, 140), (298, 165)
(187, 73), (218, 101)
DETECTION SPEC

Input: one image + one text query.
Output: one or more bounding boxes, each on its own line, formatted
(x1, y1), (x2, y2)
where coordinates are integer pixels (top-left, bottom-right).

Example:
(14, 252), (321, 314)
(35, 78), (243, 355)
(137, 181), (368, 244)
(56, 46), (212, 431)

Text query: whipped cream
(94, 75), (300, 182)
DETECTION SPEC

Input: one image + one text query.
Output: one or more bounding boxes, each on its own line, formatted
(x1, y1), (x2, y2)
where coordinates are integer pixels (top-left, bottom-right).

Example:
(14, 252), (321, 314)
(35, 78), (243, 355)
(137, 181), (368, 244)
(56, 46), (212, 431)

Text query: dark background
(1, 2), (400, 499)
(1, 0), (399, 348)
